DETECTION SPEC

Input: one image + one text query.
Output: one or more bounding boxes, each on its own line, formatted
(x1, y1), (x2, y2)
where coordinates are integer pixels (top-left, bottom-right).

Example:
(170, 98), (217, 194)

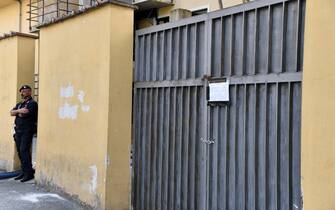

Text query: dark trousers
(14, 128), (34, 176)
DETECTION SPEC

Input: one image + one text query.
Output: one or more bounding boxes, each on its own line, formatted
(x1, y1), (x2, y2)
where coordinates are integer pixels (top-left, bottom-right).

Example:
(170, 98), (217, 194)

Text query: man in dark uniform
(10, 85), (38, 182)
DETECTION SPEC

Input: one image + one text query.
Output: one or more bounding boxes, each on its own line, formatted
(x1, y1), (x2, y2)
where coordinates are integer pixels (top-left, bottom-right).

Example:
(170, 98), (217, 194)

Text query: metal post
(29, 0), (32, 30)
(42, 0), (45, 23)
(56, 0), (59, 18)
(67, 0), (69, 14)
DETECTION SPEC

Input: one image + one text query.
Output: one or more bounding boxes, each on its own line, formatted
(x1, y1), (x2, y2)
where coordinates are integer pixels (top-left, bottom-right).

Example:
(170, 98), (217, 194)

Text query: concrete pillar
(0, 33), (36, 171)
(36, 2), (134, 210)
(170, 8), (192, 21)
(302, 0), (335, 209)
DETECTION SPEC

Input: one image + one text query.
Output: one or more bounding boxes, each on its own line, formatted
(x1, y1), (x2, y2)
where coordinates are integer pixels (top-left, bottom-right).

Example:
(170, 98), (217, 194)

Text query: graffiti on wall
(58, 84), (90, 120)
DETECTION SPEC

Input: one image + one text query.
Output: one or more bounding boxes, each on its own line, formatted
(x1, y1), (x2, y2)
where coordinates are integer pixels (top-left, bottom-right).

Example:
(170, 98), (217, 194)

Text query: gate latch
(201, 138), (215, 144)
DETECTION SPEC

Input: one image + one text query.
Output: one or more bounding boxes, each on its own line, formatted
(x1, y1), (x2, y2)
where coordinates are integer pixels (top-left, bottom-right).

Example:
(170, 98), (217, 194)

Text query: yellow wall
(0, 36), (36, 171)
(0, 0), (34, 34)
(301, 0), (335, 210)
(0, 3), (20, 34)
(36, 4), (133, 210)
(158, 0), (243, 17)
(0, 37), (19, 171)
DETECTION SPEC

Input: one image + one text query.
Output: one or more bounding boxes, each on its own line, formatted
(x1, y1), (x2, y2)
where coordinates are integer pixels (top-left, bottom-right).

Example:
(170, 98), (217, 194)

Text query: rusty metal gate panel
(133, 0), (305, 210)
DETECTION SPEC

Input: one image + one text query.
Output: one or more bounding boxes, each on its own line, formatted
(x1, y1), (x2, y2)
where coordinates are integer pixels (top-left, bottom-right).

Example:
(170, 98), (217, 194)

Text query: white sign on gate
(208, 80), (230, 102)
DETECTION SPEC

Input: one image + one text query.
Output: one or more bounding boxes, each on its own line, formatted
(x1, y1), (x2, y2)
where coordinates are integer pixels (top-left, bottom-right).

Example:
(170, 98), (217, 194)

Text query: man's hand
(19, 108), (29, 114)
(10, 108), (29, 116)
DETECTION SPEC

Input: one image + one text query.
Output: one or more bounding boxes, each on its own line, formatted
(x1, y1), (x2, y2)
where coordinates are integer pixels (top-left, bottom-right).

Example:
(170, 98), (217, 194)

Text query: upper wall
(0, 0), (35, 35)
(0, 3), (20, 34)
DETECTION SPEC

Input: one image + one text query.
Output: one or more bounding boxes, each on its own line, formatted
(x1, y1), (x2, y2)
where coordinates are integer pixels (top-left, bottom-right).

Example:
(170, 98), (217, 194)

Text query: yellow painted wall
(301, 0), (335, 210)
(0, 37), (19, 171)
(36, 3), (133, 210)
(106, 5), (133, 209)
(158, 0), (243, 17)
(0, 36), (36, 171)
(0, 0), (34, 34)
(0, 3), (20, 34)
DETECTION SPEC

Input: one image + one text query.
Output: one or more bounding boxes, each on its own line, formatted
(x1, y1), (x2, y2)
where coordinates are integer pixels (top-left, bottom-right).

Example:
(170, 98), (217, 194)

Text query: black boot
(14, 173), (24, 180)
(20, 174), (34, 182)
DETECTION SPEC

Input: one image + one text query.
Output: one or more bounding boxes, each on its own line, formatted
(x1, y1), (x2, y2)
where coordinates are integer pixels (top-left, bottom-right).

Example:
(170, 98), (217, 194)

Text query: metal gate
(133, 0), (305, 209)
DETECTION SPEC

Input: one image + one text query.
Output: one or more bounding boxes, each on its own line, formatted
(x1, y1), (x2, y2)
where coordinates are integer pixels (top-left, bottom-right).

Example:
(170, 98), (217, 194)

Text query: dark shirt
(13, 97), (38, 131)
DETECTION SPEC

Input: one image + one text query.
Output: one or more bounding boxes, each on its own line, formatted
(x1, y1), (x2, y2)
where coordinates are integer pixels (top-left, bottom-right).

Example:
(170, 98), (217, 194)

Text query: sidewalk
(0, 178), (89, 210)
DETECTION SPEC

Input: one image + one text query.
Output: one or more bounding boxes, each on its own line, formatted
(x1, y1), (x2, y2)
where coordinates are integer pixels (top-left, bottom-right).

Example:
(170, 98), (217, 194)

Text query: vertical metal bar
(145, 88), (153, 210)
(152, 32), (158, 81)
(294, 0), (301, 72)
(42, 0), (45, 23)
(254, 84), (259, 210)
(167, 29), (173, 80)
(162, 87), (171, 210)
(253, 9), (258, 75)
(264, 83), (268, 210)
(131, 88), (136, 209)
(229, 15), (234, 77)
(56, 0), (59, 18)
(156, 88), (164, 210)
(241, 84), (247, 209)
(198, 85), (206, 210)
(134, 35), (140, 81)
(181, 26), (188, 79)
(168, 87), (177, 210)
(140, 88), (148, 210)
(29, 0), (32, 30)
(175, 87), (185, 210)
(160, 31), (166, 80)
(281, 2), (288, 73)
(291, 82), (302, 209)
(219, 17), (224, 76)
(236, 84), (245, 210)
(267, 5), (272, 74)
(188, 87), (197, 210)
(241, 12), (246, 76)
(219, 102), (229, 209)
(191, 24), (197, 78)
(278, 82), (290, 210)
(146, 35), (152, 82)
(280, 2), (287, 73)
(204, 16), (212, 210)
(175, 27), (181, 80)
(232, 84), (237, 210)
(181, 87), (190, 210)
(150, 88), (159, 210)
(287, 82), (292, 210)
(140, 36), (146, 81)
(250, 83), (257, 210)
(67, 0), (69, 14)
(134, 89), (142, 209)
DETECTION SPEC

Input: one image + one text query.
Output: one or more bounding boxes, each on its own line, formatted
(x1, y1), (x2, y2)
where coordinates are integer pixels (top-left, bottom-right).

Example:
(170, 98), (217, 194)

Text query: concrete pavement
(0, 178), (89, 210)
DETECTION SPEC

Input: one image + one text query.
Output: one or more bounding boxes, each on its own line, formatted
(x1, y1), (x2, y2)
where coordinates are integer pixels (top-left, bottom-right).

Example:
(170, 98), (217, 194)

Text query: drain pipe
(17, 0), (22, 32)
(0, 171), (21, 180)
(218, 0), (223, 9)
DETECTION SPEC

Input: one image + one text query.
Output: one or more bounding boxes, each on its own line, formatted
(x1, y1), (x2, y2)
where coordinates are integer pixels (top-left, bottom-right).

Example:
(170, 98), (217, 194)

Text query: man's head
(19, 85), (32, 100)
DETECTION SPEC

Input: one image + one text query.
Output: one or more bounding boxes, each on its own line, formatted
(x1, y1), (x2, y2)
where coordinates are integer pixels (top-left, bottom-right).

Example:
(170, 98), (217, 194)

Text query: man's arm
(10, 104), (29, 116)
(10, 108), (29, 116)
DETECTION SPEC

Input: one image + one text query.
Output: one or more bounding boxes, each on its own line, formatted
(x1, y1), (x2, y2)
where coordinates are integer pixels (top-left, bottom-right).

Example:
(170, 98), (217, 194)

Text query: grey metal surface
(133, 0), (305, 209)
